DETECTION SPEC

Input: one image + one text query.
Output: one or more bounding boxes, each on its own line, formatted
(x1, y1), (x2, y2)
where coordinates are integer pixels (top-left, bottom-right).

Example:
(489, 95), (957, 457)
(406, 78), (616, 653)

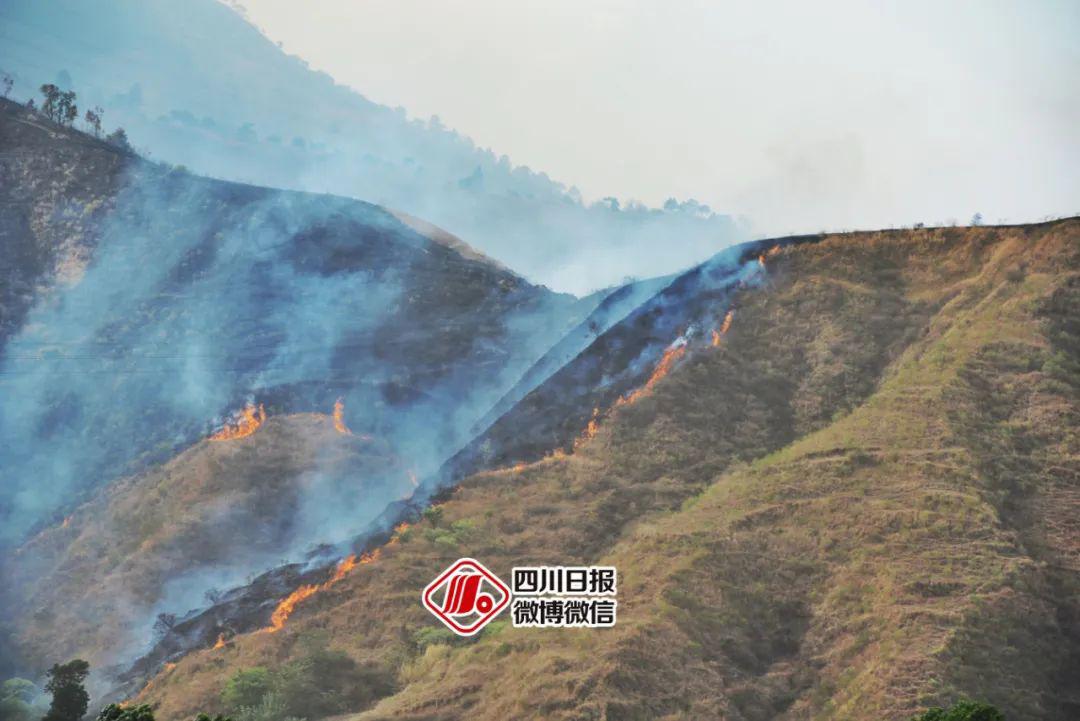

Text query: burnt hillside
(0, 96), (591, 676)
(130, 218), (1079, 721)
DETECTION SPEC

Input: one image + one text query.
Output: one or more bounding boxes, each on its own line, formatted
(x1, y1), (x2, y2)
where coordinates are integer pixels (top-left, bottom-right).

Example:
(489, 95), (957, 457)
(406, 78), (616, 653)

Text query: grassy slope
(1, 97), (584, 674)
(138, 220), (1078, 720)
(6, 413), (413, 671)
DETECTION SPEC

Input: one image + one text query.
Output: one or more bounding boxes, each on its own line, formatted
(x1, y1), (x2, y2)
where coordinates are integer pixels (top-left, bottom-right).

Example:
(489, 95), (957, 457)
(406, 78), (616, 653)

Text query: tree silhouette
(85, 106), (103, 137)
(59, 90), (78, 127)
(43, 659), (90, 721)
(39, 84), (60, 121)
(106, 128), (131, 151)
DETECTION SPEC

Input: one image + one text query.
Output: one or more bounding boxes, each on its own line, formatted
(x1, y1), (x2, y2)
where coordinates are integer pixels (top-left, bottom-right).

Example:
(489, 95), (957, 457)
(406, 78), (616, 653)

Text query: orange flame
(712, 309), (735, 347)
(387, 522), (411, 547)
(267, 583), (320, 633)
(573, 408), (601, 451)
(332, 398), (351, 435)
(720, 309), (735, 335)
(212, 633), (226, 650)
(125, 662), (176, 704)
(61, 515), (72, 528)
(266, 538), (396, 633)
(209, 403), (265, 441)
(615, 343), (688, 408)
(758, 245), (781, 267)
(486, 339), (690, 475)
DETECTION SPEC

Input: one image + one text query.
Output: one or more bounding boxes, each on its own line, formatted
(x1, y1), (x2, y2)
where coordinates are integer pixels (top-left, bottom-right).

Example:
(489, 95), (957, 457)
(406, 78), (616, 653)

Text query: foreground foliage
(911, 700), (1005, 721)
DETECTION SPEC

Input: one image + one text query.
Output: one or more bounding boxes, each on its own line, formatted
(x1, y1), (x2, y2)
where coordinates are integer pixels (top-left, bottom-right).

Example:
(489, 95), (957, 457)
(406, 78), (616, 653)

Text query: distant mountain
(0, 0), (746, 292)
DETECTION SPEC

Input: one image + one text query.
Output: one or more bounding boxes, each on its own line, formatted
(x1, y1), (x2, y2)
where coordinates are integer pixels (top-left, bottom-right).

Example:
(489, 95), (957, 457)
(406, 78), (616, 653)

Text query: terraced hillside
(131, 219), (1079, 720)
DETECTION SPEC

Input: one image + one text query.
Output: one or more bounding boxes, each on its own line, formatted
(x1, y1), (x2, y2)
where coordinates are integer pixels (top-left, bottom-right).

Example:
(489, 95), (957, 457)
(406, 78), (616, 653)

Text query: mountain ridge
(0, 95), (596, 683)
(118, 217), (1079, 720)
(0, 0), (747, 293)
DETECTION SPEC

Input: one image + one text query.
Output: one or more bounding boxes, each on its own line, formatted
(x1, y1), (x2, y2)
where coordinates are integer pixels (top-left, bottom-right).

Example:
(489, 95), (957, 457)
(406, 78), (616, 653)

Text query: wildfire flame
(720, 309), (735, 334)
(712, 309), (735, 347)
(209, 403), (265, 441)
(265, 522), (410, 633)
(212, 633), (226, 650)
(491, 338), (691, 474)
(615, 342), (688, 408)
(61, 516), (72, 528)
(266, 553), (354, 633)
(758, 245), (781, 267)
(267, 583), (320, 633)
(125, 659), (177, 703)
(386, 522), (411, 547)
(573, 408), (601, 451)
(332, 397), (351, 435)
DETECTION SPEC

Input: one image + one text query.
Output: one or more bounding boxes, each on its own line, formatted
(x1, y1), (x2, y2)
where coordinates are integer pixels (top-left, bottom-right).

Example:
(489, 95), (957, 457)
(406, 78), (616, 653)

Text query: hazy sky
(237, 0), (1078, 235)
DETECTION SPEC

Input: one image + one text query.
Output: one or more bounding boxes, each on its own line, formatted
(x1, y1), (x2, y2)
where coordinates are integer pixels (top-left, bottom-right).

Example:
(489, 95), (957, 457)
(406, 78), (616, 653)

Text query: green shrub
(911, 700), (1004, 721)
(276, 648), (393, 718)
(423, 519), (476, 547)
(412, 626), (457, 651)
(221, 667), (271, 710)
(233, 692), (295, 721)
(222, 648), (394, 720)
(1, 678), (39, 721)
(421, 505), (444, 528)
(96, 704), (155, 721)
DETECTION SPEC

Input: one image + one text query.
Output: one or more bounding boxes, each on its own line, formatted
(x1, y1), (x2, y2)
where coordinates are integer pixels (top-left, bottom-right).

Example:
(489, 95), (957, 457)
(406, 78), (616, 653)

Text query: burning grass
(116, 222), (1080, 721)
(265, 553), (367, 633)
(265, 521), (413, 633)
(615, 342), (688, 408)
(209, 403), (266, 441)
(333, 397), (351, 435)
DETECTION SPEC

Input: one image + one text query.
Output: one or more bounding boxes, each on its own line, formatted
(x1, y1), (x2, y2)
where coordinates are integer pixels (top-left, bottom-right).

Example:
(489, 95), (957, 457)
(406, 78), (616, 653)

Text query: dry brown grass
(5, 413), (412, 671)
(84, 220), (1080, 719)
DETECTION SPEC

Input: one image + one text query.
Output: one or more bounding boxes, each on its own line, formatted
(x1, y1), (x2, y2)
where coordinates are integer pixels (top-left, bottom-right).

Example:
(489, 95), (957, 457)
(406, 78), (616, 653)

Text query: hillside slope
(0, 97), (590, 677)
(132, 219), (1079, 720)
(5, 413), (416, 675)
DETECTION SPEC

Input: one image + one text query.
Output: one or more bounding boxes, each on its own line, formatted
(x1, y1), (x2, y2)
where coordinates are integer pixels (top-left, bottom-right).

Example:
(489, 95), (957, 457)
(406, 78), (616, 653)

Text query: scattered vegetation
(97, 704), (231, 721)
(911, 700), (1005, 721)
(0, 75), (130, 148)
(220, 641), (394, 720)
(97, 704), (156, 721)
(38, 84), (78, 127)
